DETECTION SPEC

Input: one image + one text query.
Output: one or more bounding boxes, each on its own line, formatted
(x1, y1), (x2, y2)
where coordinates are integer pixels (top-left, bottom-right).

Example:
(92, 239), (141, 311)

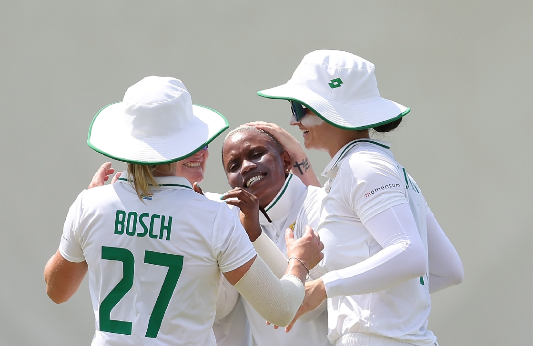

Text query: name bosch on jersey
(365, 183), (401, 198)
(114, 210), (173, 240)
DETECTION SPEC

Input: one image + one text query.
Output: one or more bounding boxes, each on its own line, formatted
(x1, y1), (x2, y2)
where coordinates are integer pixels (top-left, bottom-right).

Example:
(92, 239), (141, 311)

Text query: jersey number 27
(99, 246), (183, 338)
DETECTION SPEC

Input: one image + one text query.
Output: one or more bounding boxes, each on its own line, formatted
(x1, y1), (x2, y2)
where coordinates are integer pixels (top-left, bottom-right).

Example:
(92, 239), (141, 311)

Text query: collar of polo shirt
(117, 172), (193, 190)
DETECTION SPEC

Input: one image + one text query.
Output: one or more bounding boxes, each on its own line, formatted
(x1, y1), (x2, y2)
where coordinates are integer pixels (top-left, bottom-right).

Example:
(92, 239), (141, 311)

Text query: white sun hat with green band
(88, 76), (229, 164)
(258, 50), (410, 130)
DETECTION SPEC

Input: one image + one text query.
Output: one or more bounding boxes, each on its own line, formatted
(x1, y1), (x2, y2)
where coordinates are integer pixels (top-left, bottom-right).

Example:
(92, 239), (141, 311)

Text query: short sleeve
(213, 204), (256, 273)
(345, 151), (408, 224)
(58, 191), (86, 263)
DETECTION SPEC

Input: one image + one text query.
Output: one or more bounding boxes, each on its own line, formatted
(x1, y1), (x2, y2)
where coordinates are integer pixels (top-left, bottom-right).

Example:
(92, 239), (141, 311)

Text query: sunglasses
(202, 144), (208, 150)
(290, 100), (307, 122)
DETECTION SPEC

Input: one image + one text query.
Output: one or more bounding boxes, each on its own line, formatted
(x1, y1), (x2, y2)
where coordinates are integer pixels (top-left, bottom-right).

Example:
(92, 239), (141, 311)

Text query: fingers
(220, 188), (259, 211)
(284, 303), (307, 332)
(285, 227), (295, 242)
(193, 182), (204, 195)
(88, 162), (113, 189)
(265, 321), (282, 330)
(111, 171), (122, 184)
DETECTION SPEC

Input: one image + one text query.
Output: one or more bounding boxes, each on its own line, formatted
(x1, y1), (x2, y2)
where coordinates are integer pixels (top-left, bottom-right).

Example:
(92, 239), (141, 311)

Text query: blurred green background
(1, 1), (531, 345)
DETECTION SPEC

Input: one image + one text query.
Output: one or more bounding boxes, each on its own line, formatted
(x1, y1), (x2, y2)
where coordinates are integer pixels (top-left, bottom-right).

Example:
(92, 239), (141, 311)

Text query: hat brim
(258, 84), (410, 130)
(87, 103), (229, 164)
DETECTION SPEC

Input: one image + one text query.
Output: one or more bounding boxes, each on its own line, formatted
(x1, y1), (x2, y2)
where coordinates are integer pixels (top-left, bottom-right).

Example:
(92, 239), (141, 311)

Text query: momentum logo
(364, 183), (401, 197)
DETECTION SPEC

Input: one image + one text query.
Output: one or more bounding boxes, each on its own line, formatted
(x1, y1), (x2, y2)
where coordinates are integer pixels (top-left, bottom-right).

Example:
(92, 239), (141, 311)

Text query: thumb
(285, 227), (295, 243)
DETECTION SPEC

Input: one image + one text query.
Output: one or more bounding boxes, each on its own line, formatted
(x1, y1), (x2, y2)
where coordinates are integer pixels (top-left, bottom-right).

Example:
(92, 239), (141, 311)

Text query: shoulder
(305, 185), (327, 204)
(341, 150), (401, 181)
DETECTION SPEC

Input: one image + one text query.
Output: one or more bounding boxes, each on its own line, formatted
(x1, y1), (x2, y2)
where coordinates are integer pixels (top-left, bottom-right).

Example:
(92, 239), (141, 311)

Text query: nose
(240, 159), (256, 175)
(289, 113), (300, 126)
(192, 149), (205, 158)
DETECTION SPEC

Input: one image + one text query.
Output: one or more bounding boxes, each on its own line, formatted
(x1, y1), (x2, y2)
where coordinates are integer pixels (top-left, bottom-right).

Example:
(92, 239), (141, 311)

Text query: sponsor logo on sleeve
(364, 183), (401, 198)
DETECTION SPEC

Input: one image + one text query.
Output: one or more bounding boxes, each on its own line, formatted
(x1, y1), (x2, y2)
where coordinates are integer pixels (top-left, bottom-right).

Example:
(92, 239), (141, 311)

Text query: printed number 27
(99, 246), (183, 338)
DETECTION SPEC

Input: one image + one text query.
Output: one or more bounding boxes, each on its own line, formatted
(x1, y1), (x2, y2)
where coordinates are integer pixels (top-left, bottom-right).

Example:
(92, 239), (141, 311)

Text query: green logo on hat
(328, 78), (343, 89)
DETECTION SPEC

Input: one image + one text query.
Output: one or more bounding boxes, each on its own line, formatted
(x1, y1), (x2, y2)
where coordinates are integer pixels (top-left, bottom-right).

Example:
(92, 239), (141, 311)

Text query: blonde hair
(127, 163), (160, 201)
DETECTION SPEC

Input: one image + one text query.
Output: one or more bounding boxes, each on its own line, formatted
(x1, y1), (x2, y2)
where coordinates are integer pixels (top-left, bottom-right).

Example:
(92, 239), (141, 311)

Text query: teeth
(184, 162), (200, 168)
(246, 175), (264, 187)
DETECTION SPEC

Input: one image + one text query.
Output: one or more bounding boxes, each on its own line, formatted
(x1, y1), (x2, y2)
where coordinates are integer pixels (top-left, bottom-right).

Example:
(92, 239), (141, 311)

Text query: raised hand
(285, 225), (324, 271)
(220, 187), (262, 242)
(88, 162), (116, 189)
(246, 121), (320, 187)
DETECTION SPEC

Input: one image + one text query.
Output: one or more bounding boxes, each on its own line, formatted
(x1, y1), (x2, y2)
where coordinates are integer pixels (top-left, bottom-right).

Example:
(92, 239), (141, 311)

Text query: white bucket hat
(87, 76), (229, 164)
(258, 50), (410, 129)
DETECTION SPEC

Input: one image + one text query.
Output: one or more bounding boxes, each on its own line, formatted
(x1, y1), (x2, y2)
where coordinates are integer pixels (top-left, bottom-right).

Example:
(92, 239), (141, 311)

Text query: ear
(281, 150), (292, 174)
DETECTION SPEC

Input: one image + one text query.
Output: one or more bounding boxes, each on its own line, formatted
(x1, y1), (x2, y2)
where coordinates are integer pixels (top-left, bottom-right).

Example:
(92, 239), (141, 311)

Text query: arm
(287, 203), (427, 330)
(223, 227), (323, 327)
(44, 250), (88, 304)
(246, 121), (320, 187)
(214, 276), (240, 322)
(427, 212), (464, 293)
(221, 188), (322, 278)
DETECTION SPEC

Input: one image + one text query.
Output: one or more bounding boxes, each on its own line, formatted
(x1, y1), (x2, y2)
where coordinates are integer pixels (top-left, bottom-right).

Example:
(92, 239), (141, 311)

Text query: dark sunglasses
(290, 100), (307, 122)
(202, 144), (208, 150)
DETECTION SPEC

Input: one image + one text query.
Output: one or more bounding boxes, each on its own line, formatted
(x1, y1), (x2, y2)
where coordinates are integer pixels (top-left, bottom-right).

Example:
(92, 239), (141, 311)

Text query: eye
(226, 162), (239, 173)
(251, 150), (265, 159)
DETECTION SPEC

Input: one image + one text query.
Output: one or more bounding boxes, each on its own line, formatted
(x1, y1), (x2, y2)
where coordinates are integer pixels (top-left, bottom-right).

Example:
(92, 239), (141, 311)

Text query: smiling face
(289, 108), (332, 151)
(222, 130), (291, 208)
(174, 147), (209, 184)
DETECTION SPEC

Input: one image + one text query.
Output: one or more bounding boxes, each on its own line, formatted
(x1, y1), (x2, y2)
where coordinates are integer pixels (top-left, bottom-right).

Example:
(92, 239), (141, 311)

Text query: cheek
(301, 115), (324, 128)
(226, 172), (239, 188)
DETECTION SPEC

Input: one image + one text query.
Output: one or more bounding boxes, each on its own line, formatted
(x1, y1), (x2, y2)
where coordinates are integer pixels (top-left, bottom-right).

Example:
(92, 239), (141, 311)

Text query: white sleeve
(214, 276), (240, 322)
(252, 232), (288, 279)
(321, 203), (427, 297)
(213, 204), (257, 273)
(234, 256), (304, 327)
(59, 191), (85, 263)
(426, 212), (464, 293)
(347, 152), (407, 224)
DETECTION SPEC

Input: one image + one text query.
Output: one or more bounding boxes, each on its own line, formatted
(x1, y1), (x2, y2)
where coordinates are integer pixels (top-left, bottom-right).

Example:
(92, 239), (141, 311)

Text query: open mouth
(184, 162), (201, 168)
(245, 174), (265, 188)
(301, 129), (309, 135)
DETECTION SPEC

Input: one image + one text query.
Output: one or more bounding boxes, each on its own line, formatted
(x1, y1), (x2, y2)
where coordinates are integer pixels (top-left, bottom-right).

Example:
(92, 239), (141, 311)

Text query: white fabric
(318, 139), (439, 346)
(206, 192), (253, 346)
(243, 175), (330, 346)
(322, 203), (427, 295)
(252, 232), (287, 279)
(234, 257), (305, 327)
(59, 174), (256, 346)
(213, 284), (251, 346)
(258, 50), (408, 129)
(426, 212), (464, 293)
(88, 76), (229, 164)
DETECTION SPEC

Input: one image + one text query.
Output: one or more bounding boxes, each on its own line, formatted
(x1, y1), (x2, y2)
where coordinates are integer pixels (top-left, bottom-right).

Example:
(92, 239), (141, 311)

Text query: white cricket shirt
(59, 174), (256, 346)
(318, 140), (437, 346)
(242, 174), (330, 346)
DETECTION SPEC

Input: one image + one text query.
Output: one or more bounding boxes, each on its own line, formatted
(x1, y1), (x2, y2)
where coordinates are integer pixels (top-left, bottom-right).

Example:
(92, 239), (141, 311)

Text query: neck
(153, 162), (178, 177)
(326, 128), (369, 157)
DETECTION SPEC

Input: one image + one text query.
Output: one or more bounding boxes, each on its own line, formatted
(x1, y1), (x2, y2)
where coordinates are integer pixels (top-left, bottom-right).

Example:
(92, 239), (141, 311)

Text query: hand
(246, 121), (320, 187)
(193, 182), (204, 195)
(88, 162), (117, 189)
(245, 121), (303, 157)
(284, 278), (327, 332)
(220, 187), (262, 242)
(286, 225), (324, 270)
